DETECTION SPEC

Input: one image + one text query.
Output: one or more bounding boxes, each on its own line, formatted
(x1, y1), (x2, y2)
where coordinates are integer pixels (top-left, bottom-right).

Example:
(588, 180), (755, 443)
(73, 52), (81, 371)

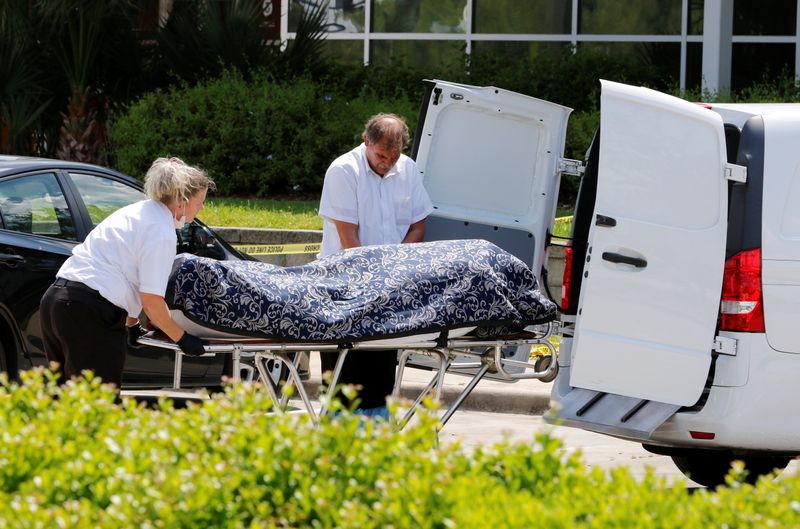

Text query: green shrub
(109, 72), (418, 197)
(3, 369), (800, 528)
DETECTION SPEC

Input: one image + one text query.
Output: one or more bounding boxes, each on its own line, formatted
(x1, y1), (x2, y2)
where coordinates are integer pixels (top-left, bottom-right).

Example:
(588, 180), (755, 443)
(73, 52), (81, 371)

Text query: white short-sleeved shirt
(58, 199), (177, 317)
(318, 143), (433, 257)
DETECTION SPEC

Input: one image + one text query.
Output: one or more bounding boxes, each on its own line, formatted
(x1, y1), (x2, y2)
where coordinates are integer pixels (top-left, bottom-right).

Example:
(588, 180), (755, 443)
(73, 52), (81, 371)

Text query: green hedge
(109, 72), (419, 196)
(109, 48), (666, 201)
(2, 369), (800, 528)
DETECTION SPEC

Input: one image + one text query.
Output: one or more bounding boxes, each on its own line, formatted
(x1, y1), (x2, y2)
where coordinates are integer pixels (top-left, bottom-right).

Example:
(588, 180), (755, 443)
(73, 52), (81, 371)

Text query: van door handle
(0, 252), (25, 268)
(595, 215), (617, 227)
(602, 252), (647, 268)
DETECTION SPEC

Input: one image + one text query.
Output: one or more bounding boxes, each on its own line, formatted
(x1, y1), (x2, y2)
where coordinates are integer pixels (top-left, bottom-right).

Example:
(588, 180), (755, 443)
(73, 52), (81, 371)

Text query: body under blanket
(166, 239), (557, 343)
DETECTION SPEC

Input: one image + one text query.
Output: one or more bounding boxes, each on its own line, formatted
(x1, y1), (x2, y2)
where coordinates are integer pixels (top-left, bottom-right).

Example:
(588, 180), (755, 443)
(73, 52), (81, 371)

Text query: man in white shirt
(318, 113), (433, 417)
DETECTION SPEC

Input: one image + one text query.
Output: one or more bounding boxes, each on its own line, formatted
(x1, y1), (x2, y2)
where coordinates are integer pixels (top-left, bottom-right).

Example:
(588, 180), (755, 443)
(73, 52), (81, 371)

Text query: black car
(0, 155), (249, 388)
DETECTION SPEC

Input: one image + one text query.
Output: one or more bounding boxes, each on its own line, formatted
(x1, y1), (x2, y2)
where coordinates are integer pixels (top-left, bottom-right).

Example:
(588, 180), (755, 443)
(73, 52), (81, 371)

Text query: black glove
(177, 332), (207, 357)
(126, 323), (147, 349)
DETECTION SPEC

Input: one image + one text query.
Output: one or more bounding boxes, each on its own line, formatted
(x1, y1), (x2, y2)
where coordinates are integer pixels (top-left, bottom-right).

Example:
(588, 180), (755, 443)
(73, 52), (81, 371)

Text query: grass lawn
(200, 197), (322, 230)
(201, 197), (575, 235)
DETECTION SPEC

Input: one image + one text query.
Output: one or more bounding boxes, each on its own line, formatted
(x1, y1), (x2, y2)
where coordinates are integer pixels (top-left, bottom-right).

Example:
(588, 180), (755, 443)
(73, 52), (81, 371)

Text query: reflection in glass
(732, 43), (795, 90)
(370, 40), (466, 70)
(579, 0), (682, 35)
(578, 42), (681, 85)
(688, 0), (704, 35)
(289, 0), (366, 33)
(733, 0), (796, 36)
(322, 39), (365, 63)
(471, 41), (570, 62)
(0, 173), (76, 240)
(685, 42), (703, 90)
(70, 173), (145, 227)
(372, 0), (467, 33)
(474, 0), (571, 34)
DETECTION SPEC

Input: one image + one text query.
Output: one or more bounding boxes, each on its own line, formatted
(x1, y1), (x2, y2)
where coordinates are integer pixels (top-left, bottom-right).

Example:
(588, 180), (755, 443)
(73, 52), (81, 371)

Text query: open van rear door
(413, 79), (571, 279)
(562, 81), (730, 434)
(410, 79), (571, 377)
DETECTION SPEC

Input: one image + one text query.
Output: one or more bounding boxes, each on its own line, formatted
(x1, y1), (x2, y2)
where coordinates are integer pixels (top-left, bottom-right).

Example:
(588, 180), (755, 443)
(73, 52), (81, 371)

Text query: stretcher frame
(138, 321), (559, 428)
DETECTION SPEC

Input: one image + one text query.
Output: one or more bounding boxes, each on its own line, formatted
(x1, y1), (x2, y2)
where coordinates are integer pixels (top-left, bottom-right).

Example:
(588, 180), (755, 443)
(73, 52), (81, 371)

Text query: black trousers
(320, 349), (397, 410)
(40, 279), (127, 387)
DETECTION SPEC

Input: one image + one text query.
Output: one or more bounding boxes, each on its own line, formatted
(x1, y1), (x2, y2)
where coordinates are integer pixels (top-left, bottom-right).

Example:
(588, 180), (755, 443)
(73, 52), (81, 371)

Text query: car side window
(0, 173), (77, 240)
(70, 172), (145, 227)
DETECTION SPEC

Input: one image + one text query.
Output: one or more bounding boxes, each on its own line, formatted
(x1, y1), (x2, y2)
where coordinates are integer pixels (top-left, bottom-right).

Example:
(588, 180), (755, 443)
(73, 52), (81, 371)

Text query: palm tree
(0, 0), (144, 160)
(157, 0), (328, 83)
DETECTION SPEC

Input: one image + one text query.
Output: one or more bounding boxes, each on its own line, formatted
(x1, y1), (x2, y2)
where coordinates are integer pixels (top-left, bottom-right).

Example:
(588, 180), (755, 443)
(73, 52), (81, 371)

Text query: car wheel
(671, 451), (791, 487)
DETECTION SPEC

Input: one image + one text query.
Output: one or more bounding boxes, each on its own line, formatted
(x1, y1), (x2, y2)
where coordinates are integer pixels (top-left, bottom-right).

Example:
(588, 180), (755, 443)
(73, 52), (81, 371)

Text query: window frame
(283, 0), (800, 91)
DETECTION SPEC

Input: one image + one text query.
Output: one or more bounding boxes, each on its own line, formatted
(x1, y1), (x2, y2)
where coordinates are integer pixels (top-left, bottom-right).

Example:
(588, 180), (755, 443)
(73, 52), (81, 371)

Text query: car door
(569, 81), (731, 407)
(0, 171), (79, 369)
(65, 171), (217, 385)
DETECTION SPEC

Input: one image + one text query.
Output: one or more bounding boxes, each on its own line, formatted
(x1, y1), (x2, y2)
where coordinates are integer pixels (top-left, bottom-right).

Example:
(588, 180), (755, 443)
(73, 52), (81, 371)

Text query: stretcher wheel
(261, 358), (290, 387)
(534, 354), (558, 383)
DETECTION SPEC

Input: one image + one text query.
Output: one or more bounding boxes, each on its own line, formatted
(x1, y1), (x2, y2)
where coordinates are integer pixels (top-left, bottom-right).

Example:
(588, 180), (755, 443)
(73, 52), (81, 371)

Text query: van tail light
(561, 244), (574, 310)
(719, 248), (765, 332)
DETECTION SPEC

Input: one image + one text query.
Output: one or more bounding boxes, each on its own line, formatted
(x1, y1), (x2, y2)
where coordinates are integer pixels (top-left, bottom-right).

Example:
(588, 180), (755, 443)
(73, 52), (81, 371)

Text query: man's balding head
(362, 113), (410, 151)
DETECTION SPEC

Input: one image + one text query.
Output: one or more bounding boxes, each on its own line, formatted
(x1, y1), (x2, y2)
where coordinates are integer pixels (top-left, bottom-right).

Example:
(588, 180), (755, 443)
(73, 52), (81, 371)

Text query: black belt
(54, 277), (102, 297)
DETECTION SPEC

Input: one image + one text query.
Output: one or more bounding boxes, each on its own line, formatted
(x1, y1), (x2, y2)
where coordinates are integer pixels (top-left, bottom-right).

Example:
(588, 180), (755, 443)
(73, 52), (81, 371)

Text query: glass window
(370, 40), (466, 70)
(688, 0), (704, 35)
(579, 0), (682, 35)
(685, 42), (703, 91)
(577, 42), (681, 86)
(322, 39), (365, 63)
(371, 0), (467, 33)
(0, 173), (76, 240)
(471, 41), (570, 62)
(734, 0), (796, 35)
(70, 173), (145, 227)
(474, 0), (572, 34)
(289, 0), (366, 33)
(731, 43), (795, 91)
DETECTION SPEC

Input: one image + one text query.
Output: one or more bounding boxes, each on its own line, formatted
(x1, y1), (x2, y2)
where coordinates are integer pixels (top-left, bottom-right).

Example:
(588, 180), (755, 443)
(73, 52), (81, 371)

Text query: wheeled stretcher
(150, 239), (559, 426)
(138, 322), (558, 427)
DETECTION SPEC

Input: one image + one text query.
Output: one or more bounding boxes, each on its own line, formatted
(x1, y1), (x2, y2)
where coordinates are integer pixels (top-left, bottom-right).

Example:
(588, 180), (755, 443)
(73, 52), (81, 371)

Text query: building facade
(282, 0), (800, 93)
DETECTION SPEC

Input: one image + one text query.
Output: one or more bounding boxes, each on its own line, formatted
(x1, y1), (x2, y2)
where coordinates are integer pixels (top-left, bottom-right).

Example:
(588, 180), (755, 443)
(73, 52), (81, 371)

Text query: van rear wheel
(671, 451), (791, 488)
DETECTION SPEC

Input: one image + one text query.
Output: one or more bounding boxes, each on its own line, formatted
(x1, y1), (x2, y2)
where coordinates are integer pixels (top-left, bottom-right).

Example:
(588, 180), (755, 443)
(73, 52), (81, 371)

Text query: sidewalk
(303, 352), (553, 416)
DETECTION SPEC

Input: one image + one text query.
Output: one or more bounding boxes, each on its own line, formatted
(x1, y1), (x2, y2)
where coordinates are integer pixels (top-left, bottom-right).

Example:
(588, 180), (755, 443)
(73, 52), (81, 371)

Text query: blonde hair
(362, 113), (410, 151)
(143, 157), (216, 204)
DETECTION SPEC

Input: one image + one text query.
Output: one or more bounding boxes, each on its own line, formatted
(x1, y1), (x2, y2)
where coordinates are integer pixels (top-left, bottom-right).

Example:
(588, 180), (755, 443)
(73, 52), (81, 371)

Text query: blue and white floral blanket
(166, 239), (557, 343)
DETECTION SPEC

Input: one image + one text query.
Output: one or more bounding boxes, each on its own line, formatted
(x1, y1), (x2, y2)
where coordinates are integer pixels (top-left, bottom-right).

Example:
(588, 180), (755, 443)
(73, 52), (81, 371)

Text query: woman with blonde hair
(40, 157), (213, 386)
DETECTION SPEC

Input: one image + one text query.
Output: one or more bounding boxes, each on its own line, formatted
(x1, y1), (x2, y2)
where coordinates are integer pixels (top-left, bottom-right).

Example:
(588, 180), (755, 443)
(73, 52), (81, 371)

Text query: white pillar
(702, 0), (733, 96)
(796, 0), (800, 81)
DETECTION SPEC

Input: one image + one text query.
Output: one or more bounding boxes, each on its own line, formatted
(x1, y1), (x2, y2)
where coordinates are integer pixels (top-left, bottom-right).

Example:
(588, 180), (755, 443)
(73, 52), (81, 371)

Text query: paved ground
(302, 351), (554, 415)
(439, 410), (697, 485)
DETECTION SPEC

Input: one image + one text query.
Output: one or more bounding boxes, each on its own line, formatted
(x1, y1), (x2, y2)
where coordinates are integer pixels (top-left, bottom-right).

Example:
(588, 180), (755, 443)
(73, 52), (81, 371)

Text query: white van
(414, 79), (800, 487)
